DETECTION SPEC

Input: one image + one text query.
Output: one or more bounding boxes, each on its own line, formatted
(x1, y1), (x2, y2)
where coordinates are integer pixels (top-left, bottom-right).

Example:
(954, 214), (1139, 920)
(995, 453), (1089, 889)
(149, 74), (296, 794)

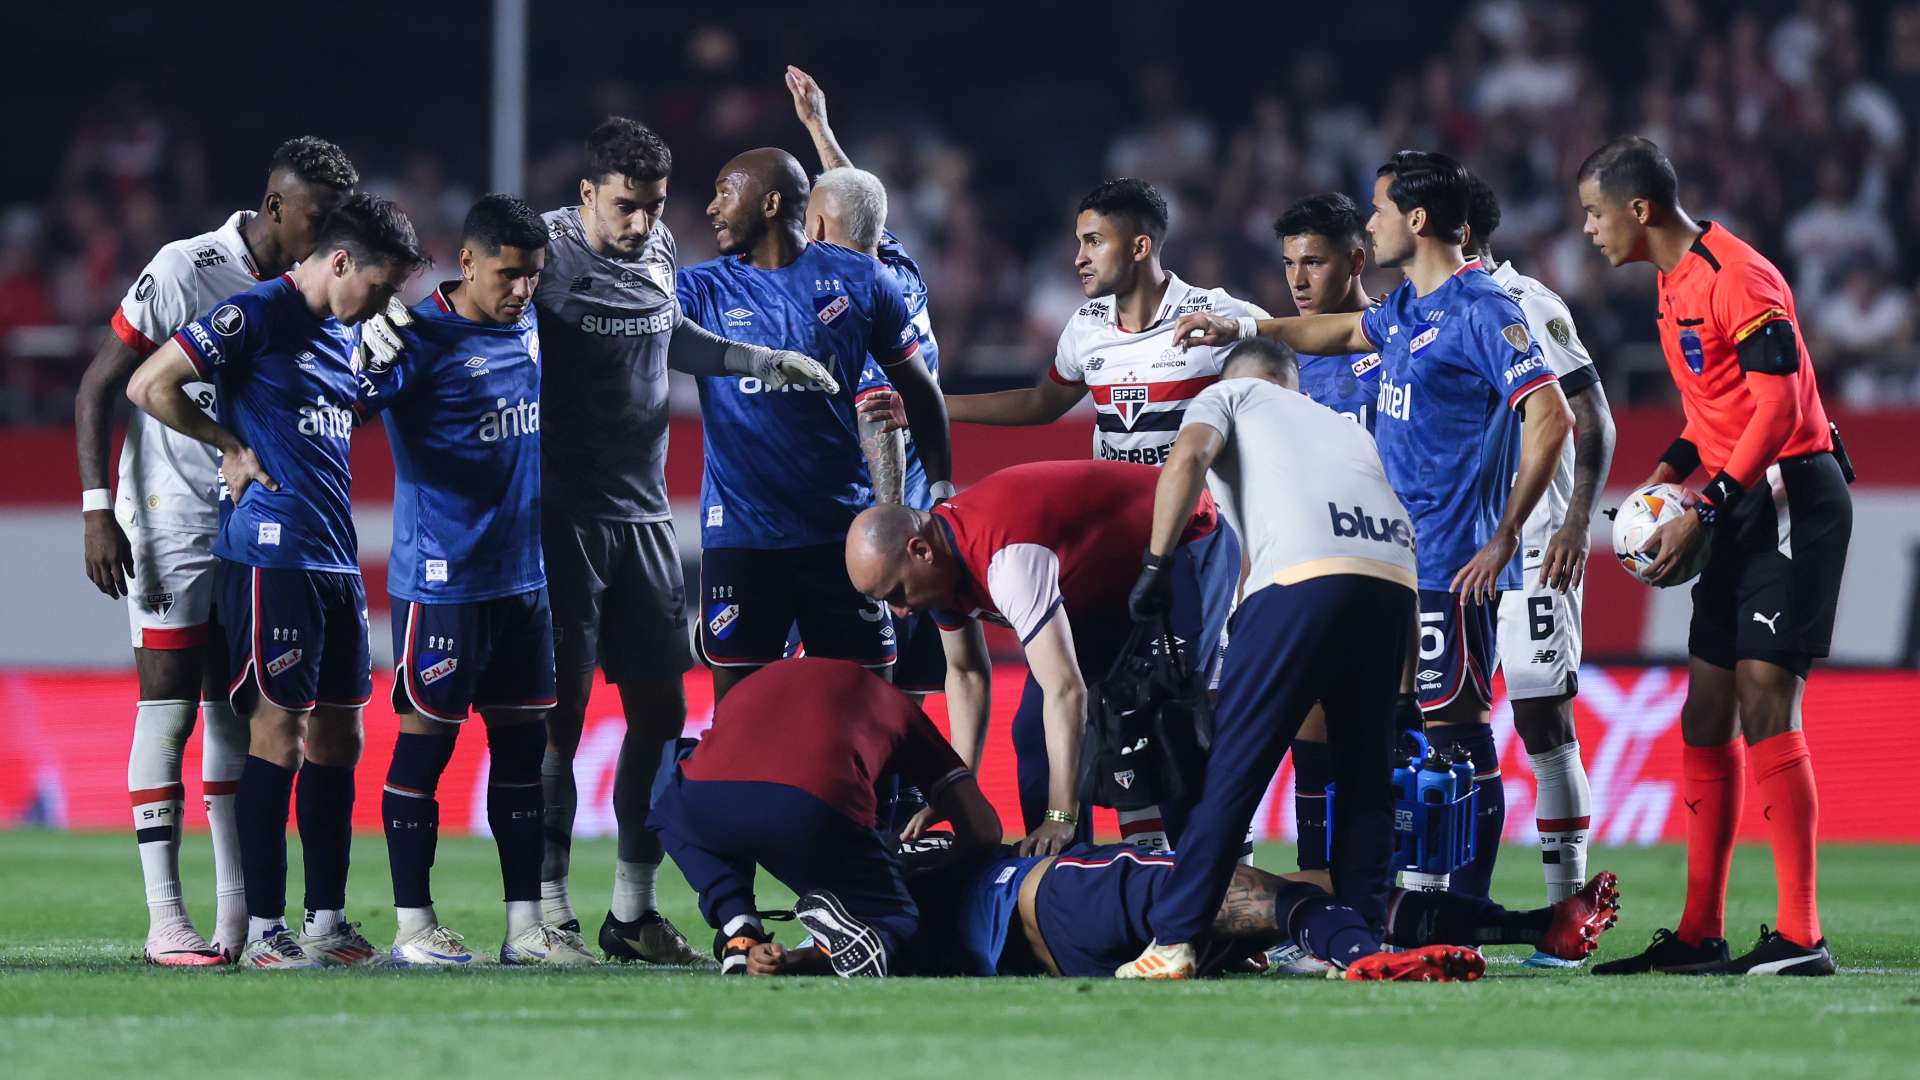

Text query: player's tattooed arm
(126, 341), (276, 499)
(1212, 866), (1285, 939)
(786, 66), (853, 172)
(75, 335), (142, 597)
(1541, 380), (1618, 592)
(859, 394), (906, 504)
(886, 354), (952, 485)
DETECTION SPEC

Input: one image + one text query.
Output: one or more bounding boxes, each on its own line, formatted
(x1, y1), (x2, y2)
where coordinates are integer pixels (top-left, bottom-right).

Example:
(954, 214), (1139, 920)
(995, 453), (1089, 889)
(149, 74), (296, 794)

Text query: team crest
(1114, 769), (1136, 790)
(420, 656), (458, 686)
(1351, 353), (1381, 376)
(1501, 323), (1530, 353)
(1409, 327), (1439, 355)
(1547, 316), (1573, 349)
(142, 590), (175, 617)
(1110, 384), (1150, 428)
(708, 603), (740, 640)
(265, 648), (303, 677)
(815, 294), (849, 325)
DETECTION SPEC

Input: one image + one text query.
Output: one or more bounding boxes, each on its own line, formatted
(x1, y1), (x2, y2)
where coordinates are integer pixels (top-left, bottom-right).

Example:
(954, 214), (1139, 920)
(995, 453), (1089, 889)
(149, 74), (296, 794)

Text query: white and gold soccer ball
(1612, 483), (1712, 586)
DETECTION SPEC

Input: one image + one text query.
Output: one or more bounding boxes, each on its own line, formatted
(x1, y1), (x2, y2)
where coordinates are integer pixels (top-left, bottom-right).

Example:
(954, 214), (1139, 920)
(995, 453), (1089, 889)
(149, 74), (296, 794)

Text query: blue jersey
(875, 230), (939, 509)
(678, 242), (921, 548)
(356, 284), (545, 604)
(903, 852), (1042, 976)
(174, 275), (360, 573)
(1360, 259), (1557, 590)
(1296, 350), (1382, 431)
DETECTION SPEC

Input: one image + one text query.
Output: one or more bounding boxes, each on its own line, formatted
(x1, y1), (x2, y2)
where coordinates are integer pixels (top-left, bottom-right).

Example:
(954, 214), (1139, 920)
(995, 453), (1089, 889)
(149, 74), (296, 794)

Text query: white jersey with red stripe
(1049, 272), (1268, 466)
(110, 210), (269, 533)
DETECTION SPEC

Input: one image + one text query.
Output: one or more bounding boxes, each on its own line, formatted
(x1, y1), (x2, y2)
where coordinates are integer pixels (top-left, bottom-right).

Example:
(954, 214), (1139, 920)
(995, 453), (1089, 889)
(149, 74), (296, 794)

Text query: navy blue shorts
(217, 560), (371, 713)
(1033, 843), (1176, 977)
(889, 611), (945, 693)
(697, 543), (896, 669)
(1414, 589), (1497, 713)
(389, 589), (558, 724)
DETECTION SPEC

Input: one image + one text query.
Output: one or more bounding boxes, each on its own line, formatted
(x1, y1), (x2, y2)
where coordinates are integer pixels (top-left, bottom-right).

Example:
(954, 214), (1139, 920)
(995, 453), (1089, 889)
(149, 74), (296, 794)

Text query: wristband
(82, 488), (111, 513)
(928, 480), (957, 503)
(1141, 550), (1170, 572)
(1693, 471), (1745, 528)
(1043, 809), (1078, 826)
(1235, 317), (1258, 341)
(1659, 437), (1701, 480)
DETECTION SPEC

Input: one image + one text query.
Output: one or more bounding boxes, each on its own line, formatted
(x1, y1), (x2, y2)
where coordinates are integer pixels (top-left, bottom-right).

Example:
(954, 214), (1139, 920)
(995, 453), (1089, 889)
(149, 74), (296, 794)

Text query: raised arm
(786, 65), (854, 172)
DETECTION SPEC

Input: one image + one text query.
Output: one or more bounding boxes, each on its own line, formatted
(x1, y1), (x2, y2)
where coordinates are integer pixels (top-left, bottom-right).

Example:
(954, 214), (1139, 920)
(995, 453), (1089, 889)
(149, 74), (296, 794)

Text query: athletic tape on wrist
(82, 488), (111, 513)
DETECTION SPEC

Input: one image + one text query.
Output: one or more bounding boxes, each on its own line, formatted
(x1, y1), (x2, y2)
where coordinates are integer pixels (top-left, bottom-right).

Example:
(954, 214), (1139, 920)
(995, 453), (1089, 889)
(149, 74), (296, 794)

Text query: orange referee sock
(1676, 741), (1745, 946)
(1749, 731), (1822, 947)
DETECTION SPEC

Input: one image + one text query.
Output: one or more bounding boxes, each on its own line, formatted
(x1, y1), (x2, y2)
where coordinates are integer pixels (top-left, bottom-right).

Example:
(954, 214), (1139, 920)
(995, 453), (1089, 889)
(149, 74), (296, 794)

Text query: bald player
(677, 146), (952, 702)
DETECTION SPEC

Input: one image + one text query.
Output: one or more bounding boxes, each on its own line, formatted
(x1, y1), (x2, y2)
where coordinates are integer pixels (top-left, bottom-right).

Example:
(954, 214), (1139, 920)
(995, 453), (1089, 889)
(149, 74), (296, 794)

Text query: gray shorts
(543, 512), (693, 682)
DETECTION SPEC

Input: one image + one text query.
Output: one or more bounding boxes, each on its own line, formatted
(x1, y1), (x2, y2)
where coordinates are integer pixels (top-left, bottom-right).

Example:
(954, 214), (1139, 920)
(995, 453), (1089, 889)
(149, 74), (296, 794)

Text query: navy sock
(236, 755), (295, 921)
(383, 733), (455, 910)
(1384, 888), (1550, 948)
(1291, 740), (1332, 871)
(487, 723), (547, 903)
(1427, 724), (1504, 898)
(1275, 879), (1380, 968)
(296, 762), (356, 913)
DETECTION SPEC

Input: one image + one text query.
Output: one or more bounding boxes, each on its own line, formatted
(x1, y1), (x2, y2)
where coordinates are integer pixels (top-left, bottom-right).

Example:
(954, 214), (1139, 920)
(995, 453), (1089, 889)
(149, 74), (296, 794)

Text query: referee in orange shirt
(1575, 136), (1851, 976)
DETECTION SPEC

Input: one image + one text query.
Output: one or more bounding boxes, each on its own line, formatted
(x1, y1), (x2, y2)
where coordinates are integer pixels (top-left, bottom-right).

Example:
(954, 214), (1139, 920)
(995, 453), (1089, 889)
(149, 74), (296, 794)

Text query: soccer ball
(1612, 483), (1712, 587)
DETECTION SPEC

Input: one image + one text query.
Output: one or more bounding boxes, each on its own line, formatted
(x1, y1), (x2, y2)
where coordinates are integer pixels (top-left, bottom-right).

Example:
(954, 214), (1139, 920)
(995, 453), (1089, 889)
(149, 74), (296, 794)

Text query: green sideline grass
(0, 832), (1916, 1078)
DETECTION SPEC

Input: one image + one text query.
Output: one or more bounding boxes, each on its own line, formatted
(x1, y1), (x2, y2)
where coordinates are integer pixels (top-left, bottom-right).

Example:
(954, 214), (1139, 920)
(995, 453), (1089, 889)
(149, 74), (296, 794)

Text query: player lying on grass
(647, 657), (1001, 976)
(743, 842), (1621, 981)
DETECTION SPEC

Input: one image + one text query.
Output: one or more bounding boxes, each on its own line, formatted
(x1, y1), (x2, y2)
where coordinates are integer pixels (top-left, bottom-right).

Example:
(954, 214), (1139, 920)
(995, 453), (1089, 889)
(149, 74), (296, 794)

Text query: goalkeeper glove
(754, 350), (840, 394)
(1128, 552), (1174, 622)
(354, 296), (414, 374)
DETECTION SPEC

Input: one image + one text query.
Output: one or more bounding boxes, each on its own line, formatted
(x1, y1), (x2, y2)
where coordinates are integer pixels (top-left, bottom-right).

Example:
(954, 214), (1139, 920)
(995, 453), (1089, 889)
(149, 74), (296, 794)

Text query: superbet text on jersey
(1049, 273), (1267, 466)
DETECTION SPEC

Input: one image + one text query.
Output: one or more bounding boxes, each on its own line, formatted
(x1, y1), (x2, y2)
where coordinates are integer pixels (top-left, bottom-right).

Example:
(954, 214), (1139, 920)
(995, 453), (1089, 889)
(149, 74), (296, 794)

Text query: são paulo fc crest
(1110, 384), (1150, 428)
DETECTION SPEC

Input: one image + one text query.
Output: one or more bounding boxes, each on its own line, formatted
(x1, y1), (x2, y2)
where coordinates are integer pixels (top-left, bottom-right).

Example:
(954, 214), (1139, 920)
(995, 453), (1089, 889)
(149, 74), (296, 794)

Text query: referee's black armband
(1659, 437), (1701, 480)
(1735, 319), (1800, 375)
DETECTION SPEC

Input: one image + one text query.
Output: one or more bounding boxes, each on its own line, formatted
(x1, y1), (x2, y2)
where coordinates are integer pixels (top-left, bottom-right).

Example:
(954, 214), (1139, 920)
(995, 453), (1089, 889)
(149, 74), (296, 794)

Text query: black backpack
(1077, 618), (1213, 812)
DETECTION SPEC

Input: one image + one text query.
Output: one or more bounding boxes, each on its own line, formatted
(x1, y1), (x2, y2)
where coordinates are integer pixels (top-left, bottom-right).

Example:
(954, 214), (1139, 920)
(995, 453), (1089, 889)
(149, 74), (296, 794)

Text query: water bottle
(1447, 746), (1475, 802)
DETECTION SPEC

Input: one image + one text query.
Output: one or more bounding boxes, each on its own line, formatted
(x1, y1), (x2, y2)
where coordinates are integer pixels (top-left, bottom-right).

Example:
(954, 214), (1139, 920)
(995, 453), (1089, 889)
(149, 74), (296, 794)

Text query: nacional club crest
(1110, 384), (1149, 429)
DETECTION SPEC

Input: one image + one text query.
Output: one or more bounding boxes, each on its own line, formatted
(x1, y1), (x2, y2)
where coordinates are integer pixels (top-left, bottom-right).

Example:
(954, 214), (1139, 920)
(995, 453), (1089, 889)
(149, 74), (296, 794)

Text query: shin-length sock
(1273, 879), (1380, 969)
(540, 749), (578, 924)
(1527, 740), (1592, 903)
(383, 732), (456, 911)
(236, 755), (296, 935)
(1383, 886), (1553, 948)
(296, 761), (356, 922)
(487, 724), (546, 908)
(130, 699), (195, 929)
(1677, 741), (1745, 946)
(199, 699), (248, 947)
(610, 726), (669, 920)
(1749, 731), (1822, 947)
(1427, 724), (1504, 898)
(1291, 740), (1332, 872)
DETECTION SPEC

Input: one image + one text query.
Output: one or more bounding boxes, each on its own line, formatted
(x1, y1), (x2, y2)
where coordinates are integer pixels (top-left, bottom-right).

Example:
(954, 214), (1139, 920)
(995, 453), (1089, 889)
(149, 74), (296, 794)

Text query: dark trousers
(1148, 575), (1413, 944)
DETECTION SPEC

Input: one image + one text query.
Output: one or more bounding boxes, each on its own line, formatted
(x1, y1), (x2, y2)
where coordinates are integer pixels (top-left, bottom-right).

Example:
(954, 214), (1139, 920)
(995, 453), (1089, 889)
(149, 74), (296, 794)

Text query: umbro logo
(724, 307), (754, 327)
(1416, 669), (1442, 683)
(464, 356), (489, 377)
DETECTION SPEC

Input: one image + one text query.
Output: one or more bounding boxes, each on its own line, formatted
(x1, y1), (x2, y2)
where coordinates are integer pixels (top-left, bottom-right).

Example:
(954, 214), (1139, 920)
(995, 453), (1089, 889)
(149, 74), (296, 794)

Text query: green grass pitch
(1, 832), (1916, 1078)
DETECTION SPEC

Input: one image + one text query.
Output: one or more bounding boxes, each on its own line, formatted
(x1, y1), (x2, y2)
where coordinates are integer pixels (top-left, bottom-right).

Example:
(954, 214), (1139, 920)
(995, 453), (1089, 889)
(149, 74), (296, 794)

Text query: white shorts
(1496, 577), (1583, 701)
(123, 522), (219, 650)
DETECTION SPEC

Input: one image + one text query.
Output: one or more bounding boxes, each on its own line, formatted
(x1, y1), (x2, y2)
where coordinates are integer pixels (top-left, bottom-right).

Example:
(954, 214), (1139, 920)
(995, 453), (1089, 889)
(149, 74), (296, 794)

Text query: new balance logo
(1752, 611), (1781, 634)
(1531, 650), (1558, 664)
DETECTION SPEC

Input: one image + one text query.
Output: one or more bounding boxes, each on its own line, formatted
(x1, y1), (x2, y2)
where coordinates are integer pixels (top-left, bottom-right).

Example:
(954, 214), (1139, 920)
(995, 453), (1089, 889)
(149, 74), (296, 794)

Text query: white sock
(248, 916), (284, 943)
(1240, 822), (1256, 867)
(722, 913), (763, 939)
(506, 900), (542, 937)
(1117, 807), (1169, 853)
(304, 908), (344, 936)
(130, 699), (194, 930)
(1401, 871), (1449, 892)
(1528, 741), (1593, 903)
(611, 861), (659, 921)
(541, 876), (575, 925)
(397, 905), (438, 938)
(200, 699), (247, 947)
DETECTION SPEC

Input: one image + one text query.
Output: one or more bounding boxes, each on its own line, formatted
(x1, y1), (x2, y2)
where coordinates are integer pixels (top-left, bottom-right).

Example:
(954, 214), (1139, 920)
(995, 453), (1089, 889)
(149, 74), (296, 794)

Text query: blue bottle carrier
(1322, 730), (1479, 875)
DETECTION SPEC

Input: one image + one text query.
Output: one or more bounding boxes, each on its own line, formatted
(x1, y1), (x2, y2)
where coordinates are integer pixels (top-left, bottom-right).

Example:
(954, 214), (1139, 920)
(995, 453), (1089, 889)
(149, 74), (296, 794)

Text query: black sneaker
(556, 918), (582, 935)
(792, 891), (888, 977)
(713, 924), (769, 975)
(1687, 926), (1835, 976)
(1591, 927), (1730, 975)
(600, 910), (714, 967)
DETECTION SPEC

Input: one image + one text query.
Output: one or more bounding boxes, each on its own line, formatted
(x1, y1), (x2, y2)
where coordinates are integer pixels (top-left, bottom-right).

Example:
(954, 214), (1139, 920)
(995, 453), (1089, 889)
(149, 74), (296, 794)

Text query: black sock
(383, 732), (454, 910)
(1385, 888), (1551, 948)
(541, 748), (576, 883)
(489, 724), (547, 903)
(613, 728), (668, 866)
(1274, 879), (1379, 968)
(1291, 740), (1332, 872)
(296, 761), (355, 913)
(236, 755), (295, 922)
(1427, 724), (1504, 898)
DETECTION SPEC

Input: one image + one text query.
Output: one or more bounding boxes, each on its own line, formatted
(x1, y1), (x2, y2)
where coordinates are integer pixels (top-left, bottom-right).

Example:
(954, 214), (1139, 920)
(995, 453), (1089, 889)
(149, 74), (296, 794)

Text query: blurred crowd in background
(8, 0), (1920, 423)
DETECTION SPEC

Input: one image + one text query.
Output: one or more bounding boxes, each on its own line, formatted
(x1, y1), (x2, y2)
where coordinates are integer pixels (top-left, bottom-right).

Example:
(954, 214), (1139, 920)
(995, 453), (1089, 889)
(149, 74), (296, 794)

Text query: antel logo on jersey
(1327, 503), (1414, 549)
(133, 274), (156, 303)
(1408, 326), (1438, 355)
(479, 397), (540, 443)
(297, 397), (354, 439)
(816, 294), (849, 325)
(211, 305), (245, 337)
(579, 311), (674, 336)
(265, 648), (303, 677)
(1110, 384), (1150, 428)
(420, 656), (458, 686)
(1377, 376), (1413, 422)
(1503, 354), (1545, 386)
(723, 307), (754, 328)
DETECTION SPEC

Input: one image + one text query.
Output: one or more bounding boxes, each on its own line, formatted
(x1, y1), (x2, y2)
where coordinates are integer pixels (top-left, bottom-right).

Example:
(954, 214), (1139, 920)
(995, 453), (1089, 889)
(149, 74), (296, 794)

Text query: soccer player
(1268, 192), (1383, 901)
(1462, 175), (1618, 955)
(677, 147), (952, 698)
(787, 66), (956, 707)
(745, 843), (1619, 980)
(844, 460), (1239, 856)
(649, 657), (1001, 976)
(73, 136), (357, 964)
(125, 193), (429, 968)
(534, 118), (835, 962)
(1578, 137), (1849, 976)
(355, 195), (592, 967)
(1174, 151), (1574, 898)
(1114, 338), (1420, 979)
